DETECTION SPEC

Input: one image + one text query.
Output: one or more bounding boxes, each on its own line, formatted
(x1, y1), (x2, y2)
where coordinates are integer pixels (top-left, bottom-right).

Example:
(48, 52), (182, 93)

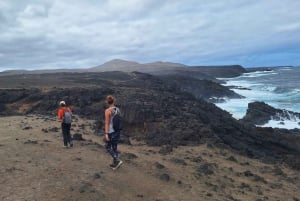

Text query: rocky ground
(1, 115), (299, 201)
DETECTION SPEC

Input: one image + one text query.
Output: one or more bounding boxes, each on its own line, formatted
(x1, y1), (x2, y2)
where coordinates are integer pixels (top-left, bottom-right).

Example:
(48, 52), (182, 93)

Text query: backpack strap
(110, 107), (118, 116)
(62, 107), (67, 114)
(63, 107), (71, 112)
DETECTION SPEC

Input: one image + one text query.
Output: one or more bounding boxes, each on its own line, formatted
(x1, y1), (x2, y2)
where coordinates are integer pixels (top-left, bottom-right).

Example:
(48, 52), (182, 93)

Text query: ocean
(216, 67), (300, 129)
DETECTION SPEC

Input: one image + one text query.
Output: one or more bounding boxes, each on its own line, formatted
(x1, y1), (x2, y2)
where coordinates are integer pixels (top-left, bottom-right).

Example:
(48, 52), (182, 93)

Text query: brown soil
(1, 115), (299, 201)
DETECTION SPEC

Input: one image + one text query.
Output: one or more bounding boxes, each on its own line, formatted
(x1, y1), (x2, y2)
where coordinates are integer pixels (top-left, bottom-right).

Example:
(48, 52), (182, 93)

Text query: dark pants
(105, 131), (120, 161)
(61, 123), (72, 146)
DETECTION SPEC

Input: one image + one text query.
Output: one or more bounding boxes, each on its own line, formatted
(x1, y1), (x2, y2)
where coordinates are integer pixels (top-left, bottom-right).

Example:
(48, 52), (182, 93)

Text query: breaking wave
(216, 67), (300, 129)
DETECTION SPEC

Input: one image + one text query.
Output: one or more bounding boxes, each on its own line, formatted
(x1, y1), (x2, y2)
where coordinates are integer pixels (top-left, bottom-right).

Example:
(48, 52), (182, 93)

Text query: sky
(0, 0), (300, 71)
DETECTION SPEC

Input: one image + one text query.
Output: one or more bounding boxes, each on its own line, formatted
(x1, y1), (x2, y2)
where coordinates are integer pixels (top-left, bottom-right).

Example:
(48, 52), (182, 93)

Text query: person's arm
(104, 109), (111, 141)
(58, 109), (63, 121)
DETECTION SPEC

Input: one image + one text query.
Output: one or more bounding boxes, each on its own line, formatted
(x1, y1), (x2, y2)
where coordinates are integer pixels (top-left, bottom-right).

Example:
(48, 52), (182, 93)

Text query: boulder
(241, 101), (300, 125)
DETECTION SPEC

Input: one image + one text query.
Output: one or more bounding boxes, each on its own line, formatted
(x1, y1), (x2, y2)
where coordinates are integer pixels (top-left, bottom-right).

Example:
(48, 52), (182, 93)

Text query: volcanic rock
(241, 101), (300, 125)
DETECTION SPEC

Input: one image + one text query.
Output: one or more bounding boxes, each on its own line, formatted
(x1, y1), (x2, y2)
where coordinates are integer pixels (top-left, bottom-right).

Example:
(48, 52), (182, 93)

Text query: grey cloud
(19, 4), (49, 18)
(0, 11), (6, 22)
(0, 0), (300, 70)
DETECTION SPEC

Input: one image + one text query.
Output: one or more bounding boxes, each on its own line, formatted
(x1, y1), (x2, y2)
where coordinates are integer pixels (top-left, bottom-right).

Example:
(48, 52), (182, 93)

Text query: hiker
(104, 95), (123, 169)
(58, 101), (73, 148)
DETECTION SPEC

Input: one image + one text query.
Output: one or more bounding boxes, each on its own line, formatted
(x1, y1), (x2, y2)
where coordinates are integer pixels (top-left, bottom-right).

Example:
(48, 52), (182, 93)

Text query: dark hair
(106, 95), (114, 105)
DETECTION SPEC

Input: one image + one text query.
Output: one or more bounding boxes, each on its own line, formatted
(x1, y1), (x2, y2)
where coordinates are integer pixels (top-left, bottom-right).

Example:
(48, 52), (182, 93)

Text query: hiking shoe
(70, 143), (73, 148)
(63, 145), (68, 148)
(109, 160), (118, 168)
(112, 160), (123, 170)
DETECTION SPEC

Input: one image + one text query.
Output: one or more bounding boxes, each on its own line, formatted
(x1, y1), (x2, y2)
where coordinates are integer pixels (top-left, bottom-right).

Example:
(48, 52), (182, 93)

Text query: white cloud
(0, 0), (300, 70)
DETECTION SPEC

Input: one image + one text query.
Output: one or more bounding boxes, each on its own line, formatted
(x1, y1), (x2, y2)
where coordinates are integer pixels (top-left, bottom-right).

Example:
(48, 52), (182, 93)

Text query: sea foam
(216, 68), (300, 129)
(260, 120), (300, 129)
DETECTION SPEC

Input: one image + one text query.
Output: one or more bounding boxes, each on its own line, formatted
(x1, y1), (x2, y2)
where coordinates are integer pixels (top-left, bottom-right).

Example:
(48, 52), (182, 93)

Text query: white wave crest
(258, 110), (300, 129)
(240, 71), (276, 78)
(260, 120), (300, 129)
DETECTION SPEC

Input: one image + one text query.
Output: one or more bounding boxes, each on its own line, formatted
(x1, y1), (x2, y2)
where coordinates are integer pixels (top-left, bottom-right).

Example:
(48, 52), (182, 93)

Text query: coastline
(216, 67), (300, 129)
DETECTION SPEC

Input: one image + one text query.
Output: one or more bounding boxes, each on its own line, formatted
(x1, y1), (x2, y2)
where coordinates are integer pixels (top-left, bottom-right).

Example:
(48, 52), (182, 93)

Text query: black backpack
(112, 107), (122, 132)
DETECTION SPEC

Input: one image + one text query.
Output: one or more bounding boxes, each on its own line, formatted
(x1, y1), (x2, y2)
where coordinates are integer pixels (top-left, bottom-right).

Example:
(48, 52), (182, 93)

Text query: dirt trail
(1, 115), (299, 201)
(0, 115), (191, 201)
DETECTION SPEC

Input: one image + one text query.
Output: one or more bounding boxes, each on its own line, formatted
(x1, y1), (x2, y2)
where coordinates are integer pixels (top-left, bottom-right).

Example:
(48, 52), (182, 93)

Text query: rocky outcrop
(245, 67), (275, 73)
(159, 74), (244, 103)
(241, 101), (300, 125)
(189, 65), (247, 78)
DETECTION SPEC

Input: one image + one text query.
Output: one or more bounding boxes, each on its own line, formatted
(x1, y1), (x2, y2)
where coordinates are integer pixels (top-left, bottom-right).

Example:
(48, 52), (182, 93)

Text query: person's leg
(111, 131), (121, 162)
(66, 123), (72, 147)
(105, 134), (114, 158)
(111, 141), (119, 162)
(61, 123), (68, 147)
(111, 133), (123, 169)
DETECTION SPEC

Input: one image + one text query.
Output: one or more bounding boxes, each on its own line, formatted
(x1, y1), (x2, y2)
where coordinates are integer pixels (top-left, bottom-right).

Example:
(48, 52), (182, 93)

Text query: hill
(0, 59), (247, 80)
(88, 59), (186, 73)
(88, 59), (246, 79)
